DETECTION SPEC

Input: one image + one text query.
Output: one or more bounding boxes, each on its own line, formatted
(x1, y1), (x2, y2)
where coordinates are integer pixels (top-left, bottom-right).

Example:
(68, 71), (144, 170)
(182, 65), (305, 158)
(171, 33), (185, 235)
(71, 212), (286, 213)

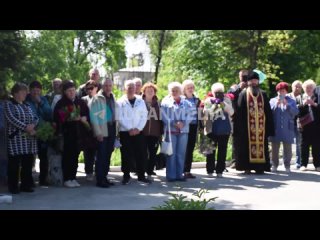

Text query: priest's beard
(249, 86), (260, 96)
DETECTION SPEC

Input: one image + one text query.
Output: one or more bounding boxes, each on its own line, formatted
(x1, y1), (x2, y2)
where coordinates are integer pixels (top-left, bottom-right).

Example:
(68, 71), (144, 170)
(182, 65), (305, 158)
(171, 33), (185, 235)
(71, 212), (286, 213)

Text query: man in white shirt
(117, 80), (151, 185)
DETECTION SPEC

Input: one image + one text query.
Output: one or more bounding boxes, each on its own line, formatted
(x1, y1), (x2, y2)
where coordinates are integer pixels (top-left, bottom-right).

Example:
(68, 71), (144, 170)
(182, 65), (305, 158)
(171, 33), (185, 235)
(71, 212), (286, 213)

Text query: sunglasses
(86, 87), (94, 91)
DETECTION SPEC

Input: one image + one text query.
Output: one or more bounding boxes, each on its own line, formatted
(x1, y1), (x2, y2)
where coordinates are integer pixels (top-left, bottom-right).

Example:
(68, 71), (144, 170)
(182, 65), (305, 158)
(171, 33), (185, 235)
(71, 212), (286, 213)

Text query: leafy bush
(153, 188), (217, 210)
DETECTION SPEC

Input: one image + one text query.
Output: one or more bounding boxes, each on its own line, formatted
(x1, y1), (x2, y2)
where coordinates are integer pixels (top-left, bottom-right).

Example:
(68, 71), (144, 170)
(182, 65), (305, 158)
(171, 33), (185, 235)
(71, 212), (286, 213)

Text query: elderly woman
(0, 86), (8, 184)
(202, 83), (234, 178)
(287, 80), (303, 169)
(298, 79), (320, 171)
(182, 79), (200, 179)
(141, 82), (162, 176)
(81, 80), (99, 181)
(5, 83), (39, 193)
(269, 82), (298, 173)
(161, 82), (192, 182)
(53, 80), (90, 188)
(117, 80), (150, 184)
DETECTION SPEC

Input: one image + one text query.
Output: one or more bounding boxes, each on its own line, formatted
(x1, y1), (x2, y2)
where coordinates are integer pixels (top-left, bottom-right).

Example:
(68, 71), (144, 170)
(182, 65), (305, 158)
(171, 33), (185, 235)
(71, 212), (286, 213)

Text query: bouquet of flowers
(58, 104), (90, 130)
(199, 130), (216, 156)
(203, 97), (225, 120)
(36, 121), (57, 142)
(23, 121), (57, 142)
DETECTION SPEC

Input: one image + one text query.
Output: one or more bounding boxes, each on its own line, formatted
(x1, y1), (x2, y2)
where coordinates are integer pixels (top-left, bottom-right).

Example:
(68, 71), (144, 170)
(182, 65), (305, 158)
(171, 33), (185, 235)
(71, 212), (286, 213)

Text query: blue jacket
(26, 94), (52, 123)
(161, 95), (192, 134)
(269, 96), (298, 144)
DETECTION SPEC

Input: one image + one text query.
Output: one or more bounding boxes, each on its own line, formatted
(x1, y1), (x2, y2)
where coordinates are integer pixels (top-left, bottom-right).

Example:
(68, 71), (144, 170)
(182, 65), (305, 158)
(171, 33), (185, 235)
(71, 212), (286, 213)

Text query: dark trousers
(62, 134), (80, 181)
(230, 135), (237, 164)
(38, 140), (48, 183)
(145, 136), (160, 174)
(84, 148), (96, 175)
(8, 154), (34, 191)
(206, 134), (229, 174)
(184, 124), (198, 173)
(301, 135), (320, 168)
(95, 125), (116, 183)
(120, 132), (147, 179)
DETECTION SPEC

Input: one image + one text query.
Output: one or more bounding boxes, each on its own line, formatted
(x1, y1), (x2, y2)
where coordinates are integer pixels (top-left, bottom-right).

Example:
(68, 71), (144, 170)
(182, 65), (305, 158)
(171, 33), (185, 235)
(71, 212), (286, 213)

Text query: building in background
(114, 35), (155, 90)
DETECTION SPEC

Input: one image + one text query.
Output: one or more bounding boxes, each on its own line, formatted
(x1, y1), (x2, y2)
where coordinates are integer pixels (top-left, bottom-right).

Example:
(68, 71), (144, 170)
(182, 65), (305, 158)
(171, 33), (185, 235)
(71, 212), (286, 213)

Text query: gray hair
(101, 77), (113, 86)
(53, 78), (62, 83)
(133, 77), (142, 85)
(168, 82), (182, 94)
(302, 79), (316, 92)
(292, 80), (302, 89)
(211, 82), (225, 93)
(124, 79), (136, 90)
(182, 79), (195, 94)
(89, 68), (99, 76)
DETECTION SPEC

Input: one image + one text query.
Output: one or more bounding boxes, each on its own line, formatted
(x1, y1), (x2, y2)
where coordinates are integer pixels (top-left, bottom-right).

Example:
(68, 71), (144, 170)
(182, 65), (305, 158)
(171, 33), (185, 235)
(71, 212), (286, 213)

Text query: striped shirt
(5, 99), (39, 156)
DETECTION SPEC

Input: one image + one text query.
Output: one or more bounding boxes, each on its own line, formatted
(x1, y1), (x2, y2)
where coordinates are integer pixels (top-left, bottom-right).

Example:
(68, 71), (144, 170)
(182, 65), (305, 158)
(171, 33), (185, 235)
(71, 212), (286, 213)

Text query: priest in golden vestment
(233, 71), (274, 174)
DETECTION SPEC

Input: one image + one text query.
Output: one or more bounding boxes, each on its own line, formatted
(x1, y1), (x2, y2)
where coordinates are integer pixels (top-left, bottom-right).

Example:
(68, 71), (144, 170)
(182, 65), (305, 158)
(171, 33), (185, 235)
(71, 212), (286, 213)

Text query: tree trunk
(249, 30), (262, 69)
(154, 30), (166, 84)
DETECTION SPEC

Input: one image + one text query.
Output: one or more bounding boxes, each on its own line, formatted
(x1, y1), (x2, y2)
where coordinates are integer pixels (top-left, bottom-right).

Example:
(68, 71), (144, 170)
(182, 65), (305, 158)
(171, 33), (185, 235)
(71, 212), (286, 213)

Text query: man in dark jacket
(26, 81), (52, 186)
(227, 69), (248, 169)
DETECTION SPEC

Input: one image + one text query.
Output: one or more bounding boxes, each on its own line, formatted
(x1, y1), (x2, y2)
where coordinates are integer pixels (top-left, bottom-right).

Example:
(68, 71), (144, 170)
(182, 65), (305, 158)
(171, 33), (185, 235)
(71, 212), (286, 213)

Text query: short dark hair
(62, 80), (76, 92)
(29, 80), (42, 89)
(11, 82), (28, 96)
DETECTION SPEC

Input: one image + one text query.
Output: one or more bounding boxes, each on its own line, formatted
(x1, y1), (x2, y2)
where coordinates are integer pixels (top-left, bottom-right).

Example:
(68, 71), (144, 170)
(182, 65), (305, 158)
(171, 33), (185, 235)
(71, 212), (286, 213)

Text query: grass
(78, 149), (121, 166)
(193, 138), (233, 162)
(78, 136), (233, 166)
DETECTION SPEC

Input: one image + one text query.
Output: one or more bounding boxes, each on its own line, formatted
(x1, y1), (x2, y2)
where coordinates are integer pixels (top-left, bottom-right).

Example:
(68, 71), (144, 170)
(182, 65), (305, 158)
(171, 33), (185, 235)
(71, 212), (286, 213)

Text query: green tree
(12, 30), (126, 92)
(128, 30), (175, 84)
(0, 30), (28, 88)
(159, 30), (293, 97)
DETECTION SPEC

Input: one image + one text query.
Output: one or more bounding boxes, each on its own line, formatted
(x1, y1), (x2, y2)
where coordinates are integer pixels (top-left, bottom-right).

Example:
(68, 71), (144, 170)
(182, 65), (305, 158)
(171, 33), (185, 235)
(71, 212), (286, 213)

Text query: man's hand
(133, 128), (140, 135)
(97, 135), (103, 142)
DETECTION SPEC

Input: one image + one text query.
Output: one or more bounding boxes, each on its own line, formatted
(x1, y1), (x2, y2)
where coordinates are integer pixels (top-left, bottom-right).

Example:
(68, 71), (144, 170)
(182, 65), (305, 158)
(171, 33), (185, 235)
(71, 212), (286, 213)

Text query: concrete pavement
(1, 162), (320, 210)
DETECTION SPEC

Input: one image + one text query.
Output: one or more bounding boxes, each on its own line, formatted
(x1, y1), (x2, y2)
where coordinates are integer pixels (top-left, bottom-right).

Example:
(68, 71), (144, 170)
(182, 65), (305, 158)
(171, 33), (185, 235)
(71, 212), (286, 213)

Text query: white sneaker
(86, 174), (94, 181)
(207, 173), (214, 178)
(216, 173), (223, 178)
(300, 166), (307, 171)
(271, 166), (278, 172)
(64, 180), (75, 188)
(72, 180), (80, 187)
(285, 167), (291, 173)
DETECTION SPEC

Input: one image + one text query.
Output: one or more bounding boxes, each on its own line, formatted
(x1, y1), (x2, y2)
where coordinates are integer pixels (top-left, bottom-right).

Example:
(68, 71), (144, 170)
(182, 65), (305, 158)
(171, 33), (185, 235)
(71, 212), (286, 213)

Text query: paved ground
(1, 161), (320, 210)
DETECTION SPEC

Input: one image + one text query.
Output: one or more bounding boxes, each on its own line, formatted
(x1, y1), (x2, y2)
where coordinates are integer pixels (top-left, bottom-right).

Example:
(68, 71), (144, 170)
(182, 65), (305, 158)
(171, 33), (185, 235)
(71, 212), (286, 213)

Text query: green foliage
(6, 30), (125, 94)
(153, 188), (217, 210)
(158, 30), (320, 97)
(35, 121), (56, 142)
(0, 30), (28, 88)
(78, 148), (121, 166)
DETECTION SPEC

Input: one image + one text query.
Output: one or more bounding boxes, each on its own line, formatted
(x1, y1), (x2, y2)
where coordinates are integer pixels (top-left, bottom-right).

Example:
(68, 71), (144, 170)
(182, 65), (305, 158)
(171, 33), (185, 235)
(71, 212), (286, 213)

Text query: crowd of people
(0, 68), (320, 194)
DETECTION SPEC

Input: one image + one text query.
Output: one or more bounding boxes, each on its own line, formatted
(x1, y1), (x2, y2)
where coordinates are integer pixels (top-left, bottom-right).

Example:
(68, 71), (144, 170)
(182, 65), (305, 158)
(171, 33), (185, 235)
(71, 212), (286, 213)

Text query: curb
(109, 162), (208, 172)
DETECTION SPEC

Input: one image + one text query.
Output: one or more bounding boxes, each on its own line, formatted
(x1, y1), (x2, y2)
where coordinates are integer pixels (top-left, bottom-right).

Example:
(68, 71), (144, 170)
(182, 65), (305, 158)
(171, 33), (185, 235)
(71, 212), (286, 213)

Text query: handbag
(212, 112), (231, 136)
(160, 122), (173, 156)
(298, 108), (314, 128)
(155, 152), (166, 170)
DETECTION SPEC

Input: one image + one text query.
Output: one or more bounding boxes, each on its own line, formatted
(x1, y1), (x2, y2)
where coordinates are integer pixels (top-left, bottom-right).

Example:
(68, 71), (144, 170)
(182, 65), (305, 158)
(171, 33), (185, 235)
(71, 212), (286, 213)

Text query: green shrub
(153, 188), (217, 210)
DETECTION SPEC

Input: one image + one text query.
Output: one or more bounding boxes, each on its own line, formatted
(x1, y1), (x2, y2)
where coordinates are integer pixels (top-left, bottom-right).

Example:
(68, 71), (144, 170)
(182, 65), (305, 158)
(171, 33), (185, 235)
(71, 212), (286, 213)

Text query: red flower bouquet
(58, 104), (90, 130)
